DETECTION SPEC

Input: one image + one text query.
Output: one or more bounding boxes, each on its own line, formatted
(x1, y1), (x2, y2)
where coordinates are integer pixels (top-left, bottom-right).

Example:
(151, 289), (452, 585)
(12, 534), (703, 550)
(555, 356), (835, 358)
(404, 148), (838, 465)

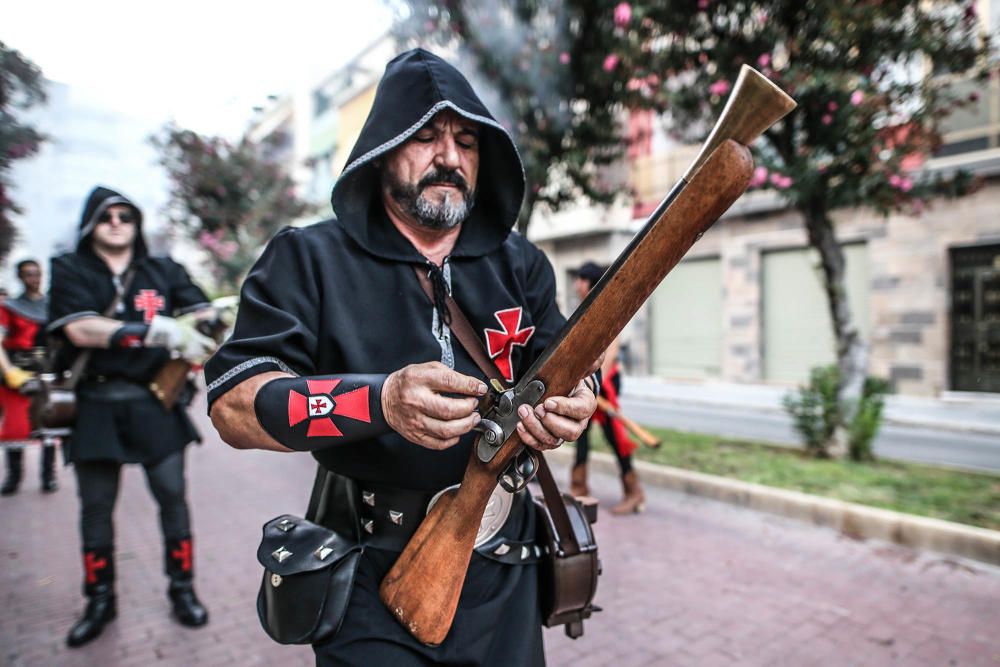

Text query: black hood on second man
(331, 48), (526, 259)
(77, 185), (148, 258)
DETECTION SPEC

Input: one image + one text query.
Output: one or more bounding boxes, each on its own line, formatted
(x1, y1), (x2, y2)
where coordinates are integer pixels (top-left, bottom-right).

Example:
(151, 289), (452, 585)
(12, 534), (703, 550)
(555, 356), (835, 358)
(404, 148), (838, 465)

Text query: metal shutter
(649, 257), (723, 379)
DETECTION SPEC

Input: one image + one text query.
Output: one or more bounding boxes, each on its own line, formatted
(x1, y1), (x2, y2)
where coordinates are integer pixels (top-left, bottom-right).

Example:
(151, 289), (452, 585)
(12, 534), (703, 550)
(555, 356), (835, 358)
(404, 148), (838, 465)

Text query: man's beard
(385, 168), (476, 230)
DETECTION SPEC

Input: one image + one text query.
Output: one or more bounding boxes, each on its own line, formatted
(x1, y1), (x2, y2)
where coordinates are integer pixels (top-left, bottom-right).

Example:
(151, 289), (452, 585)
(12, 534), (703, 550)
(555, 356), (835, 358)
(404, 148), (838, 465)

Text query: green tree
(400, 0), (996, 456)
(0, 41), (47, 264)
(152, 126), (313, 293)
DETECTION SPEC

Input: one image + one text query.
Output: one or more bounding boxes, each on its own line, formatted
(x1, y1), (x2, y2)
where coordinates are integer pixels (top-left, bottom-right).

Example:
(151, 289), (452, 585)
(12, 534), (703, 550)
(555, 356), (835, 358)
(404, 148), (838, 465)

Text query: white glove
(145, 315), (216, 365)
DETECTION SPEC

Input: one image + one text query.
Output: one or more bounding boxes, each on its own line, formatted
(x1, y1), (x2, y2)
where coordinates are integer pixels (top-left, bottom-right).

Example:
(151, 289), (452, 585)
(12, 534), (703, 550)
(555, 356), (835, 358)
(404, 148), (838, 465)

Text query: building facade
(532, 62), (999, 398)
(249, 9), (1000, 399)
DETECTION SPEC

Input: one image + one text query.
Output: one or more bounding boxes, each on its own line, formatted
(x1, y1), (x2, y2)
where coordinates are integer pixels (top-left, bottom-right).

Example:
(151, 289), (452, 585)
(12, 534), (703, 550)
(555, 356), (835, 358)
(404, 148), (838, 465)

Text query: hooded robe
(47, 186), (209, 464)
(205, 49), (566, 665)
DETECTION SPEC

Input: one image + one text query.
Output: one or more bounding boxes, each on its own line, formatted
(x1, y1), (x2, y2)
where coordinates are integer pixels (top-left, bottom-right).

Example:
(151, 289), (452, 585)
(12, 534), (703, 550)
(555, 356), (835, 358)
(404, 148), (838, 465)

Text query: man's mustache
(418, 169), (468, 193)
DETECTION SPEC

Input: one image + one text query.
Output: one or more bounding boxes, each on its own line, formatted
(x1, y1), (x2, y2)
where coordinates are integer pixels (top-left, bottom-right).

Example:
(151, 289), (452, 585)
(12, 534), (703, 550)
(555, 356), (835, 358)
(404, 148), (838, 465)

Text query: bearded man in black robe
(206, 49), (599, 666)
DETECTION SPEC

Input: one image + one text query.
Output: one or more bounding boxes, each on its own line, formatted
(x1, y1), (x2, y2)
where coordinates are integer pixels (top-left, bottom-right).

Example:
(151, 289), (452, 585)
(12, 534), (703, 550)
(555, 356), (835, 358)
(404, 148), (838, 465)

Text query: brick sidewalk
(2, 401), (999, 666)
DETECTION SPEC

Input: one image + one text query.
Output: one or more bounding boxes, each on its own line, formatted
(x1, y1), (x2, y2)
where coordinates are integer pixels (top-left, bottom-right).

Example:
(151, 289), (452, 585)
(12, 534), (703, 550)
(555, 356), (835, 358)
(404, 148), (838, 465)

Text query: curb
(546, 447), (1000, 567)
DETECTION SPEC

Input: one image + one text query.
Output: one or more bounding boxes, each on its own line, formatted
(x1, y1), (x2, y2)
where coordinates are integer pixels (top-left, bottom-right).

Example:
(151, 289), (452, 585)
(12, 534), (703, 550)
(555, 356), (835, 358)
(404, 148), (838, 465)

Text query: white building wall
(5, 80), (191, 288)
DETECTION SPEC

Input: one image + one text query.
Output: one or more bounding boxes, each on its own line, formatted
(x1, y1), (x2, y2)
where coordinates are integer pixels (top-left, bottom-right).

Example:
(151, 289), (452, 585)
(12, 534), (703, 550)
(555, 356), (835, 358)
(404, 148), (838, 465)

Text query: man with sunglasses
(47, 186), (217, 647)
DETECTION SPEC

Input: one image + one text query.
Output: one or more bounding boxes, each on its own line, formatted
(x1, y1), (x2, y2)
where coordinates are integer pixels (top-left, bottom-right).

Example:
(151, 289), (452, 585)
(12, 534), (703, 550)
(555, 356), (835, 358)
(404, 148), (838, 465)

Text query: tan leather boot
(611, 470), (645, 515)
(569, 464), (589, 497)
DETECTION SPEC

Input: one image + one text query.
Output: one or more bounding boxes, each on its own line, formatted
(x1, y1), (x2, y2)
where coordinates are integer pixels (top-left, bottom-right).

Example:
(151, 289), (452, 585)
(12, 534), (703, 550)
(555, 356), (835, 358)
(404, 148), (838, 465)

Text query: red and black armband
(109, 322), (149, 348)
(254, 375), (390, 451)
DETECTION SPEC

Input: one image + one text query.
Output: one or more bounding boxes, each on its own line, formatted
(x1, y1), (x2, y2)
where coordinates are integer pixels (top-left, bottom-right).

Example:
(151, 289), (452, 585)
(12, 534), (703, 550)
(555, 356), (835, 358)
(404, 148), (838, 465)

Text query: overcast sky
(4, 0), (395, 137)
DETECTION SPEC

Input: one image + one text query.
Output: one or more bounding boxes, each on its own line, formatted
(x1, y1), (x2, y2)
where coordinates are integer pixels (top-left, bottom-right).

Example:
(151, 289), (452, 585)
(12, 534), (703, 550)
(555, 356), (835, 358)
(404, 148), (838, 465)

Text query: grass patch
(579, 426), (1000, 531)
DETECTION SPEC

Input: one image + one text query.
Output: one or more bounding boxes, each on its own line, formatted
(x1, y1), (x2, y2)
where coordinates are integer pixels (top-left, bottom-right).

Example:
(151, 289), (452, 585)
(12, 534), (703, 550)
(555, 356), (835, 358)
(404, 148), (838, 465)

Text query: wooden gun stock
(595, 395), (661, 449)
(149, 297), (239, 410)
(380, 66), (796, 646)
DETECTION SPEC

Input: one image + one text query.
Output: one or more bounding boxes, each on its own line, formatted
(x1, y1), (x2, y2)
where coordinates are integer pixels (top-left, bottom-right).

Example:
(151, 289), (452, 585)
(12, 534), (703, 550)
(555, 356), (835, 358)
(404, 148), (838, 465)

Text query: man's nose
(434, 135), (462, 169)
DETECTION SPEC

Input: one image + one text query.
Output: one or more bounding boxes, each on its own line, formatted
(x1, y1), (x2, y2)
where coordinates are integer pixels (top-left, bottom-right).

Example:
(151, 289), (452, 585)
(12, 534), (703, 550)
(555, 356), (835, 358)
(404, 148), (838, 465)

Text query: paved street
(2, 401), (999, 666)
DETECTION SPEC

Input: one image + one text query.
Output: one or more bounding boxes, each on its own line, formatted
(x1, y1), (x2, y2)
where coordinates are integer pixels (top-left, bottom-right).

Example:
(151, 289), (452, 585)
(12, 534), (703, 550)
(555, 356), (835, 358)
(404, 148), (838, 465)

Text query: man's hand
(516, 378), (597, 452)
(382, 361), (487, 450)
(4, 367), (33, 391)
(146, 315), (216, 364)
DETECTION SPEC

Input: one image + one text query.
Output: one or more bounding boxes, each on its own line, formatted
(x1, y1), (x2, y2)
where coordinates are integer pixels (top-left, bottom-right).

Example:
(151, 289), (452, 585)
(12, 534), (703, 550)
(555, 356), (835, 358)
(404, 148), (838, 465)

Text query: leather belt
(79, 378), (153, 401)
(355, 482), (435, 552)
(351, 481), (539, 564)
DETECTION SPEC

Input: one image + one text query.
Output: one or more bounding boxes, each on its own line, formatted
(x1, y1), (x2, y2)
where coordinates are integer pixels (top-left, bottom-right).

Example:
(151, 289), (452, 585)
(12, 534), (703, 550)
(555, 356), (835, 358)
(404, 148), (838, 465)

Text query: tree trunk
(801, 204), (869, 459)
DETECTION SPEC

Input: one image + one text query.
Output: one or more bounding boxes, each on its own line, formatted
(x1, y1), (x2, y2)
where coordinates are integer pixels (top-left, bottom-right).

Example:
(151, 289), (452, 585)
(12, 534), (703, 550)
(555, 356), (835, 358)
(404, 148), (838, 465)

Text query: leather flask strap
(411, 264), (583, 557)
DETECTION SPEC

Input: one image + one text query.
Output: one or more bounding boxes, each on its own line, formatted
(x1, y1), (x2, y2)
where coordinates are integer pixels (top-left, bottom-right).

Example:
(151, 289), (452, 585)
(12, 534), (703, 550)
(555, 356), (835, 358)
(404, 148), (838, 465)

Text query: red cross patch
(84, 552), (108, 585)
(287, 379), (371, 438)
(134, 289), (165, 324)
(171, 538), (193, 572)
(484, 307), (535, 383)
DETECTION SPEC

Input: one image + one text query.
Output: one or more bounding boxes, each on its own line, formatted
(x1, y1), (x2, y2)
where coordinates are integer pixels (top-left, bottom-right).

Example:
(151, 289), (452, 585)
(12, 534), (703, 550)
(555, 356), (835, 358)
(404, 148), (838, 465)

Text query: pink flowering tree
(604, 0), (995, 456)
(152, 126), (312, 292)
(0, 41), (47, 264)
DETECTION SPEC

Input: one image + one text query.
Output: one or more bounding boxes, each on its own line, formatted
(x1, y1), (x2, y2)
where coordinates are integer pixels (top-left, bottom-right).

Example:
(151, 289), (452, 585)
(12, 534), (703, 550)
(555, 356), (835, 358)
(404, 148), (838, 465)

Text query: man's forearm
(212, 370), (393, 453)
(63, 316), (126, 349)
(210, 372), (295, 452)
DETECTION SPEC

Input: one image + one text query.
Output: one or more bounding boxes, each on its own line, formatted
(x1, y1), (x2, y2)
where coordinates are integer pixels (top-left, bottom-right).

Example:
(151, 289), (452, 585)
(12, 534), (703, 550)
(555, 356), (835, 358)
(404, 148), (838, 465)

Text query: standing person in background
(48, 186), (217, 647)
(570, 261), (646, 514)
(0, 259), (56, 495)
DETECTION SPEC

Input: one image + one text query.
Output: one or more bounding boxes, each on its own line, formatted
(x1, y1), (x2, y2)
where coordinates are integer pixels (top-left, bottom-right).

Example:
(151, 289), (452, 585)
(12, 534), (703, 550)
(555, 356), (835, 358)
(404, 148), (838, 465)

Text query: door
(649, 256), (722, 379)
(762, 243), (870, 383)
(950, 244), (1000, 392)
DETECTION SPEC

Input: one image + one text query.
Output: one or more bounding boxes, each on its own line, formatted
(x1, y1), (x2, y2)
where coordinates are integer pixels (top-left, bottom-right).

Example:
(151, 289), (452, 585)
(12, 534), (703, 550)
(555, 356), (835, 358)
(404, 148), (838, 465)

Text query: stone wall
(708, 181), (1000, 395)
(534, 179), (1000, 397)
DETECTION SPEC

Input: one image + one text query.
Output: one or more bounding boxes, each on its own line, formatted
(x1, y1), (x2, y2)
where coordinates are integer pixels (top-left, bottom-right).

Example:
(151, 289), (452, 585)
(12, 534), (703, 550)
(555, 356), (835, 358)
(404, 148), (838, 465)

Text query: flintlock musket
(380, 65), (797, 646)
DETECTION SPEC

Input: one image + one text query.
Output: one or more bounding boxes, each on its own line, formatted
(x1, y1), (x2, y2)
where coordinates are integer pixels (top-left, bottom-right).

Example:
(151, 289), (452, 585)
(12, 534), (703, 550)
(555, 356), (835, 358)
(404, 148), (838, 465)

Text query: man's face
(382, 109), (480, 230)
(574, 276), (592, 302)
(91, 204), (137, 252)
(17, 263), (42, 293)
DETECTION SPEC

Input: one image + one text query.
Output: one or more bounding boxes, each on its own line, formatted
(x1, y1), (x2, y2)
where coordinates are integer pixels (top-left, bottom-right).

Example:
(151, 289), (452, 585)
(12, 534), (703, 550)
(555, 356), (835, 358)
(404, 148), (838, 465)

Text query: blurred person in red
(569, 261), (646, 514)
(0, 259), (56, 495)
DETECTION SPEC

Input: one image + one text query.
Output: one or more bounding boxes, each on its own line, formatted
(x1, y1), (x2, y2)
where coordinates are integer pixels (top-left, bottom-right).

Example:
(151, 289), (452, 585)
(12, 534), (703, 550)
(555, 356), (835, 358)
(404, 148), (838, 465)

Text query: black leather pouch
(256, 514), (362, 645)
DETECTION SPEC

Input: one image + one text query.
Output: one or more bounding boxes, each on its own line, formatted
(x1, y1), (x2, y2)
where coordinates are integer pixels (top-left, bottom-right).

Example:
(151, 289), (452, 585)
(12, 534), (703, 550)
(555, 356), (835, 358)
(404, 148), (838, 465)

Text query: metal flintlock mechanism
(379, 65), (797, 646)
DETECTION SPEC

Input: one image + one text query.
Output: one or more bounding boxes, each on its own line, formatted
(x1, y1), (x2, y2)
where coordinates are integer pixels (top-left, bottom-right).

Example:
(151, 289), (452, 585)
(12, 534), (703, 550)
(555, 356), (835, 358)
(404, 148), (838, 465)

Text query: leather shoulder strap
(411, 264), (581, 556)
(412, 266), (505, 385)
(64, 267), (138, 389)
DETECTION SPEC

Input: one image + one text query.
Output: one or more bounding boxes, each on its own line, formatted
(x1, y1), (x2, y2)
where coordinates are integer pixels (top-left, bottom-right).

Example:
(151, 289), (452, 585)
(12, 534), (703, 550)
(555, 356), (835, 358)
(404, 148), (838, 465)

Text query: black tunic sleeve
(167, 260), (211, 315)
(204, 228), (321, 409)
(46, 255), (104, 333)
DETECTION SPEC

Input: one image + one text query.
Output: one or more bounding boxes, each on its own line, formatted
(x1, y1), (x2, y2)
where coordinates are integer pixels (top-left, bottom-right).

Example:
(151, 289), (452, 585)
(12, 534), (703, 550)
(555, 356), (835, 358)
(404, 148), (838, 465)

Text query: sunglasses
(98, 210), (136, 225)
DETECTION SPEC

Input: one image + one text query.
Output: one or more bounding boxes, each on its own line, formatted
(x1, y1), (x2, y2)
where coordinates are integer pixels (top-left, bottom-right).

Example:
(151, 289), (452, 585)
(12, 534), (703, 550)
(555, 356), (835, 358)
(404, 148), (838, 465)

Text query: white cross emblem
(308, 395), (334, 417)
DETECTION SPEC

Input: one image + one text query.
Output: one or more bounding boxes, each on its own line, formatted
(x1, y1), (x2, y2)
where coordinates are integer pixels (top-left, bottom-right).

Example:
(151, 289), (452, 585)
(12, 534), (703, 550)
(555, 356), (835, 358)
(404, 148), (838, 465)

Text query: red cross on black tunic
(134, 289), (165, 324)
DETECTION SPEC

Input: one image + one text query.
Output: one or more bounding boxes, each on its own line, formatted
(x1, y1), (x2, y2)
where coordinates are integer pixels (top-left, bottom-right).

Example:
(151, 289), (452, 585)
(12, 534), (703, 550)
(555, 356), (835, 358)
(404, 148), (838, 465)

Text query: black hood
(331, 48), (525, 260)
(77, 185), (147, 257)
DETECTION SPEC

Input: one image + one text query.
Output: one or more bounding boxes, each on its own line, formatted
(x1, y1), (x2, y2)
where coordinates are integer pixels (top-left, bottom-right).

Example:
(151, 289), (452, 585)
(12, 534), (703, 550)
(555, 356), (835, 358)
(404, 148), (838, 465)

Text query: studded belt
(354, 481), (540, 565)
